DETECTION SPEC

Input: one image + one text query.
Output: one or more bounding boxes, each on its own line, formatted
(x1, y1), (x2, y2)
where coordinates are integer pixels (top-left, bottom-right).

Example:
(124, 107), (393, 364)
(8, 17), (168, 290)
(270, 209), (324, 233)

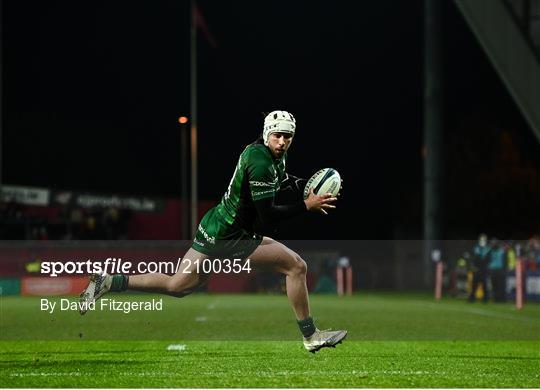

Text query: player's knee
(166, 280), (196, 298)
(290, 255), (307, 276)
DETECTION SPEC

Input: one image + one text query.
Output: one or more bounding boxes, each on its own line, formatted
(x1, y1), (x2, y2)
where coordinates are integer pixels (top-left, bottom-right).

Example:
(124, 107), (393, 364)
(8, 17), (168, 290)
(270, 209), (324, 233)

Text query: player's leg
(127, 248), (209, 297)
(248, 237), (347, 352)
(248, 237), (310, 320)
(79, 248), (209, 314)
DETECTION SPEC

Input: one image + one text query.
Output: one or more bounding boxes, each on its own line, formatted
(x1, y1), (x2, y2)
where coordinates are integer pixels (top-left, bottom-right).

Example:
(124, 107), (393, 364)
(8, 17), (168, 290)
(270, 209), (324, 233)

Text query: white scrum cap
(263, 110), (296, 146)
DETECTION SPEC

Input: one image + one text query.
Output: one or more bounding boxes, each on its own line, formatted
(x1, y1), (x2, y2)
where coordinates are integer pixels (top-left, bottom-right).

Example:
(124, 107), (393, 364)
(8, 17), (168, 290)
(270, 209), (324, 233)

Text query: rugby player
(80, 110), (347, 352)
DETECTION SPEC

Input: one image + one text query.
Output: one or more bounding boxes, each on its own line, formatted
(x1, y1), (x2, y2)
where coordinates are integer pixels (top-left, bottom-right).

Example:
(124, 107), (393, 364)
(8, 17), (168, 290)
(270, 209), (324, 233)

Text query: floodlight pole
(423, 0), (444, 288)
(190, 0), (198, 238)
(180, 120), (189, 240)
(0, 0), (3, 197)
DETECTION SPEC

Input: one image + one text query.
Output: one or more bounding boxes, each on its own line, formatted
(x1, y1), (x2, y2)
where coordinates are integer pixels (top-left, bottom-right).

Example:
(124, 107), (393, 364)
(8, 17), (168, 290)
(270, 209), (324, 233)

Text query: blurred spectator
(37, 226), (49, 240)
(83, 215), (100, 239)
(451, 251), (469, 298)
(534, 237), (540, 270)
(102, 207), (119, 239)
(488, 238), (506, 302)
(504, 241), (517, 271)
(69, 207), (85, 239)
(468, 233), (491, 303)
(313, 258), (337, 294)
(525, 237), (540, 270)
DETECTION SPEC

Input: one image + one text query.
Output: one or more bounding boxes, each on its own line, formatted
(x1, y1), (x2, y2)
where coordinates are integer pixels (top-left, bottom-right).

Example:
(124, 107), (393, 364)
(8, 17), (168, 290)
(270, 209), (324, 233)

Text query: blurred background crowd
(449, 233), (540, 302)
(0, 201), (131, 240)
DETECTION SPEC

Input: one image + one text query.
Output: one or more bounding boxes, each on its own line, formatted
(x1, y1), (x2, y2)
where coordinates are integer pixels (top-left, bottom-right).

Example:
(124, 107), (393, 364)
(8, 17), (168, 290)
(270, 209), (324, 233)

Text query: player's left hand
(304, 188), (337, 215)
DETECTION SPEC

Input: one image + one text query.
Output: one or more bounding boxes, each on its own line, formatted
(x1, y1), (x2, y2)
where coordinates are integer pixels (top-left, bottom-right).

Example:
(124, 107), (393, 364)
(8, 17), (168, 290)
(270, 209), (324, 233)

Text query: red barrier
(336, 266), (353, 296)
(207, 273), (252, 293)
(516, 259), (523, 309)
(434, 262), (443, 301)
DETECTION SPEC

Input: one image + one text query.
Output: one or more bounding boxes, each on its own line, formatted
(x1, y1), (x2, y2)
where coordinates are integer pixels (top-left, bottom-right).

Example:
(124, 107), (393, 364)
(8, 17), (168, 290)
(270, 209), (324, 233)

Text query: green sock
(297, 316), (316, 338)
(110, 275), (129, 292)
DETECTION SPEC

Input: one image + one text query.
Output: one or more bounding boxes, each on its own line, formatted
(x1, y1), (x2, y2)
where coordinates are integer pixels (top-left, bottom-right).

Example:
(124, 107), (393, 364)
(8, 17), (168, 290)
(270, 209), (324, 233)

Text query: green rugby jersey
(215, 141), (286, 231)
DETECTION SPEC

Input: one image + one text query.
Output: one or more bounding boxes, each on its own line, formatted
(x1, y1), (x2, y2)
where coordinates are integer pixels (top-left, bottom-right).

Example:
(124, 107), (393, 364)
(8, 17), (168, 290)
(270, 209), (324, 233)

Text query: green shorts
(191, 207), (263, 259)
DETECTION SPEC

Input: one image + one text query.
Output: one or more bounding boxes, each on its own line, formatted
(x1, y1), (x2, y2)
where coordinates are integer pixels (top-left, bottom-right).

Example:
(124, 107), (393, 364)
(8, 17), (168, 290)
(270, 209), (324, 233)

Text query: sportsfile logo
(40, 258), (180, 277)
(40, 257), (252, 277)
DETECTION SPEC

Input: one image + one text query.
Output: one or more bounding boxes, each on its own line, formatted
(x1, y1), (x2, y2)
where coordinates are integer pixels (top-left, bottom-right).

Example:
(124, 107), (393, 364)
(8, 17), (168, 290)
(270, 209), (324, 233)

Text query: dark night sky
(3, 0), (540, 239)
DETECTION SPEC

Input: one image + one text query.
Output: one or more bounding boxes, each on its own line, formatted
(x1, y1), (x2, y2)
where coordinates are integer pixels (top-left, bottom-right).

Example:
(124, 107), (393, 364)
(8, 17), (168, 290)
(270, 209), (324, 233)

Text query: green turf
(2, 340), (539, 388)
(1, 293), (539, 387)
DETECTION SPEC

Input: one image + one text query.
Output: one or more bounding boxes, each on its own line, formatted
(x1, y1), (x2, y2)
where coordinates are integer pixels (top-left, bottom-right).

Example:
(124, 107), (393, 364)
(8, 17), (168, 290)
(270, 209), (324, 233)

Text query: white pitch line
(410, 300), (539, 323)
(10, 372), (82, 377)
(11, 369), (531, 379)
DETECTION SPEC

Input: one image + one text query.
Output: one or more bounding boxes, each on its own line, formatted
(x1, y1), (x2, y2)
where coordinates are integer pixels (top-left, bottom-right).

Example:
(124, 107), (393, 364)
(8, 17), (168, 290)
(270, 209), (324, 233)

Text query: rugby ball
(303, 168), (341, 199)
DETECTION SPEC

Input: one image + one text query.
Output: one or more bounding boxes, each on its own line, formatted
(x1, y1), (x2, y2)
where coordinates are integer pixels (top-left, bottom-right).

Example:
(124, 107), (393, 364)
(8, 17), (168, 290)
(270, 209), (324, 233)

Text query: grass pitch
(1, 293), (539, 387)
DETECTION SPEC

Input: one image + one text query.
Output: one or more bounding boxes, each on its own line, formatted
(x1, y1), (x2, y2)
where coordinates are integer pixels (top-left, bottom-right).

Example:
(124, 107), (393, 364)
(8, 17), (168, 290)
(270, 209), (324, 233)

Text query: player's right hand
(304, 188), (337, 215)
